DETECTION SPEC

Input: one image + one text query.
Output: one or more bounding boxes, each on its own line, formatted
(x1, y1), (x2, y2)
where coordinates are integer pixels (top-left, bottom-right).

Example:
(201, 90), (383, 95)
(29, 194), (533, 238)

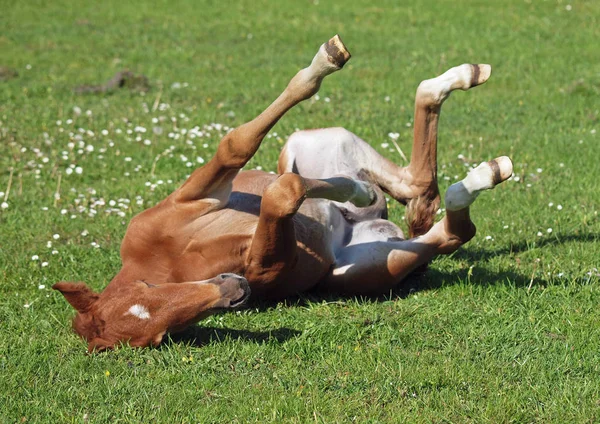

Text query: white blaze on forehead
(126, 304), (151, 320)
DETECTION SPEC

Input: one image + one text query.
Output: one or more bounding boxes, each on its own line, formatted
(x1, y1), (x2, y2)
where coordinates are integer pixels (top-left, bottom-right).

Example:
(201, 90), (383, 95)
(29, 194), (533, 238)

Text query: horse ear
(52, 281), (99, 313)
(87, 337), (113, 353)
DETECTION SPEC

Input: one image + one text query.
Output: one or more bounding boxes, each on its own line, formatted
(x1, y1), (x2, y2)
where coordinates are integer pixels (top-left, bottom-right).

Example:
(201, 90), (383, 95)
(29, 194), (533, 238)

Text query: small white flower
(144, 139), (151, 146)
(75, 166), (83, 174)
(536, 168), (543, 173)
(73, 106), (82, 115)
(547, 228), (553, 233)
(387, 132), (399, 140)
(51, 250), (58, 255)
(557, 205), (563, 210)
(1, 202), (8, 209)
(384, 96), (390, 102)
(53, 234), (60, 240)
(23, 304), (31, 308)
(381, 143), (389, 148)
(32, 255), (39, 260)
(503, 225), (509, 229)
(485, 235), (493, 241)
(39, 284), (46, 289)
(548, 202), (554, 207)
(537, 231), (543, 237)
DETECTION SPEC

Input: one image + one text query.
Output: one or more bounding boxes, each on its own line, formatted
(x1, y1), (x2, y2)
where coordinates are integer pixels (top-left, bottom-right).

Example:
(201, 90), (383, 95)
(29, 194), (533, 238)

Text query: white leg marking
(445, 157), (513, 211)
(126, 304), (151, 320)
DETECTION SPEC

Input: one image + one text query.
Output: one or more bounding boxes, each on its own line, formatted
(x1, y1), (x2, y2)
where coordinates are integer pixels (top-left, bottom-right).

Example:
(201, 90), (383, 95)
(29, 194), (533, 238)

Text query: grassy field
(1, 0), (599, 422)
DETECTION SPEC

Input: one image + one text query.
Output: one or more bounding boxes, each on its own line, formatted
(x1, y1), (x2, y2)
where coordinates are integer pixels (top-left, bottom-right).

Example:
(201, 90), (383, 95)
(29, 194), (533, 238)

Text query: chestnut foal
(54, 36), (512, 352)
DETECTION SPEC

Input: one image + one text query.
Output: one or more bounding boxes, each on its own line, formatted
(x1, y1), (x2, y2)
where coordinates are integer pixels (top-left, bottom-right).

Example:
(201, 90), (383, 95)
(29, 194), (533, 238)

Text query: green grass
(1, 0), (599, 422)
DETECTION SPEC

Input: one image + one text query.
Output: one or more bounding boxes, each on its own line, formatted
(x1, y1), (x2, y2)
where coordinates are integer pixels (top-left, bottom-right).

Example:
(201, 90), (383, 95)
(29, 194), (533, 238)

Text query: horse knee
(261, 173), (307, 218)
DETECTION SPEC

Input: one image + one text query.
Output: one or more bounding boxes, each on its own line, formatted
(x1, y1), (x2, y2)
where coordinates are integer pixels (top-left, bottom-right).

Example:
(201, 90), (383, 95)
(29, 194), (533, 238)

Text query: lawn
(1, 0), (599, 422)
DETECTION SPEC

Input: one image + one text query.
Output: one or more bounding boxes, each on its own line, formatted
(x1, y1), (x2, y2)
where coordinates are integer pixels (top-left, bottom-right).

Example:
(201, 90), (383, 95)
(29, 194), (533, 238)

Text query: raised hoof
(351, 180), (376, 208)
(324, 34), (351, 69)
(487, 156), (513, 185)
(444, 155), (513, 211)
(469, 64), (492, 87)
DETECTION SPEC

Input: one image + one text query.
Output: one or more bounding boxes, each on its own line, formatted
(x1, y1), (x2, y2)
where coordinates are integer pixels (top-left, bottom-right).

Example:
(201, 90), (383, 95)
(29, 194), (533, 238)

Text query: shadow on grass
(167, 326), (301, 347)
(451, 232), (598, 263)
(166, 232), (596, 347)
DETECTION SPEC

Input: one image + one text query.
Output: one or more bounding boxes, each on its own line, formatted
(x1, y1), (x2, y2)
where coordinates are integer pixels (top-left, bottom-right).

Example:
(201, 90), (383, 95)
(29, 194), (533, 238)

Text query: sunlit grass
(1, 0), (599, 422)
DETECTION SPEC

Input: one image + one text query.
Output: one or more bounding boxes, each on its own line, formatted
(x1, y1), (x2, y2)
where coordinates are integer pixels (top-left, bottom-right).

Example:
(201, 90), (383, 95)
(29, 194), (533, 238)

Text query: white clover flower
(557, 205), (563, 210)
(41, 262), (48, 267)
(1, 202), (8, 209)
(32, 255), (39, 260)
(547, 228), (553, 233)
(387, 132), (399, 140)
